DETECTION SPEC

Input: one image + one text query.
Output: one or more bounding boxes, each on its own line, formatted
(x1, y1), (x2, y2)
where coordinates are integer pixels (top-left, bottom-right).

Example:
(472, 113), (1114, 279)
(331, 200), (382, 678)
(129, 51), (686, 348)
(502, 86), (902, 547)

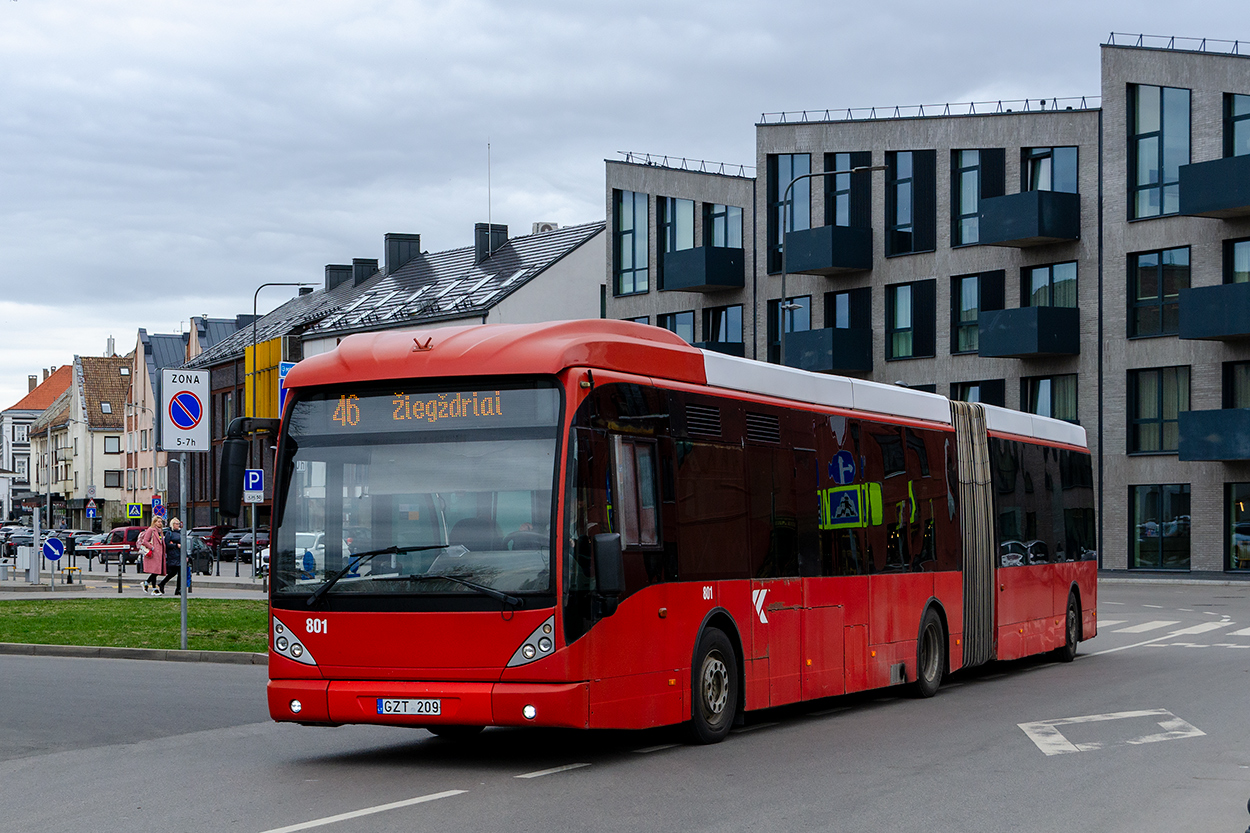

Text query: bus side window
(612, 435), (660, 548)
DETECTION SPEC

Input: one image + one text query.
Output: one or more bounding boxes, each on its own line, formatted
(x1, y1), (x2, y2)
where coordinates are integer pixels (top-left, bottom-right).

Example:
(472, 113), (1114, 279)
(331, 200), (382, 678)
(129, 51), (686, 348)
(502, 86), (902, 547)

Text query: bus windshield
(271, 381), (562, 602)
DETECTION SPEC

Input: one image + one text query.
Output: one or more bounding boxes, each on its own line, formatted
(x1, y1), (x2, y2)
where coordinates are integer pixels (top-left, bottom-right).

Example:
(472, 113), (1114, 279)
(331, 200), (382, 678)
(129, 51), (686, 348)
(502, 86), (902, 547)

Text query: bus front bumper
(268, 679), (590, 729)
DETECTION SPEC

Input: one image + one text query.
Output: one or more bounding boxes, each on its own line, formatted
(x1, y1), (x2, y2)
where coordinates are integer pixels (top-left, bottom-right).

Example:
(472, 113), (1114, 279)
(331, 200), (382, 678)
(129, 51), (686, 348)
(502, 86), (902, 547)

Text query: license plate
(376, 698), (440, 716)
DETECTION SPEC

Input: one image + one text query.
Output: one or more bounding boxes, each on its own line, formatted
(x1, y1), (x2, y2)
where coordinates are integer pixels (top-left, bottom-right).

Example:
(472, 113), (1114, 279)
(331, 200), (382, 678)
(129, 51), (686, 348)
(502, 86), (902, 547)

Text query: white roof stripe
(983, 404), (1088, 449)
(700, 351), (950, 425)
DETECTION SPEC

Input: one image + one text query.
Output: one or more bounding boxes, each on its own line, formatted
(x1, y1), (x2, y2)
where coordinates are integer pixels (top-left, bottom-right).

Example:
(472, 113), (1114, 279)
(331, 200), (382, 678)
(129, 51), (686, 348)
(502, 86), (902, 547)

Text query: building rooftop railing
(759, 97), (1100, 126)
(1106, 32), (1248, 55)
(616, 152), (755, 177)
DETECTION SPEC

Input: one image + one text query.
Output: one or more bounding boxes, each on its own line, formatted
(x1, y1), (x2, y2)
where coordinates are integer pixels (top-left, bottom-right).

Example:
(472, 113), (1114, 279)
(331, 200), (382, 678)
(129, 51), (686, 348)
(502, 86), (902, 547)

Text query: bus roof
(287, 319), (1087, 450)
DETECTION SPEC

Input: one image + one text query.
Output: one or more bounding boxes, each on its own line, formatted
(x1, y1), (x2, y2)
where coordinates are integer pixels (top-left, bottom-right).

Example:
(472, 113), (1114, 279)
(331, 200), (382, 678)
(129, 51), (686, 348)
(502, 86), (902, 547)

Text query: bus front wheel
(913, 608), (945, 699)
(689, 627), (738, 744)
(1054, 594), (1080, 663)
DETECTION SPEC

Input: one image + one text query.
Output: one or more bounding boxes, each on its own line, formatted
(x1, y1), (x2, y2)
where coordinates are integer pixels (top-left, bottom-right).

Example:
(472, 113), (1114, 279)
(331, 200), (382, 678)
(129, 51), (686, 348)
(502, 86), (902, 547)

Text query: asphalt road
(3, 581), (1249, 833)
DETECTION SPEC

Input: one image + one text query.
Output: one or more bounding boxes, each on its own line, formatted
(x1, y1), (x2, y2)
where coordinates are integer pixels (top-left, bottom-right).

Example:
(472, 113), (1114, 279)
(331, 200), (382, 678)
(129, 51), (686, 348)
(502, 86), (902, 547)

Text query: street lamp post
(778, 165), (886, 367)
(248, 283), (313, 579)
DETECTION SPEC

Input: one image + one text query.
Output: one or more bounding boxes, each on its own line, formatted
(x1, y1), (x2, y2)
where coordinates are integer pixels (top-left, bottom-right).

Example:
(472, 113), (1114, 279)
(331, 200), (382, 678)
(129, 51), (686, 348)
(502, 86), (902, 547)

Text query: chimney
(474, 223), (508, 265)
(298, 287), (314, 296)
(352, 258), (379, 286)
(325, 264), (352, 291)
(43, 368), (48, 381)
(385, 233), (421, 274)
(28, 375), (37, 393)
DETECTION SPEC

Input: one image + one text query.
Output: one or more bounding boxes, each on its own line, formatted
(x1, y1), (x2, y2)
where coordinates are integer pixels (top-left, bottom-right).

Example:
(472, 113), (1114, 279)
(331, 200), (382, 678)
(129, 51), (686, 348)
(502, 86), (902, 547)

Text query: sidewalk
(0, 561), (267, 599)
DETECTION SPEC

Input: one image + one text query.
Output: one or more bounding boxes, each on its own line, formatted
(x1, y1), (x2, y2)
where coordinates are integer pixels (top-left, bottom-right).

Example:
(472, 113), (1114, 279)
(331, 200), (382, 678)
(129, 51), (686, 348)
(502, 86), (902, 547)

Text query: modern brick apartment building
(605, 34), (1250, 573)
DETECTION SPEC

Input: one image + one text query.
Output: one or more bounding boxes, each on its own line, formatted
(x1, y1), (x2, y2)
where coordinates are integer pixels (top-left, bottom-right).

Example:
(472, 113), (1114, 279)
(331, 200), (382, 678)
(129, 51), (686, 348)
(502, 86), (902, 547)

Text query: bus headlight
(290, 700), (303, 714)
(506, 615), (557, 667)
(272, 617), (318, 666)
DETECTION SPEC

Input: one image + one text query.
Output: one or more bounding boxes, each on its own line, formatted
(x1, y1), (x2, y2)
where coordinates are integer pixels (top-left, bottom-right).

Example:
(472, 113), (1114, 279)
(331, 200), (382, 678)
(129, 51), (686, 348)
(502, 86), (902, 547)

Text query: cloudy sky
(0, 0), (1244, 408)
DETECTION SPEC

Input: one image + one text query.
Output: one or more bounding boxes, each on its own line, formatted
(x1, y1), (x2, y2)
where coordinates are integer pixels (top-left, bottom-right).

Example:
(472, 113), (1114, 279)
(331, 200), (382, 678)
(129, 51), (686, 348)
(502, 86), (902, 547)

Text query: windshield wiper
(403, 573), (523, 608)
(305, 544), (450, 607)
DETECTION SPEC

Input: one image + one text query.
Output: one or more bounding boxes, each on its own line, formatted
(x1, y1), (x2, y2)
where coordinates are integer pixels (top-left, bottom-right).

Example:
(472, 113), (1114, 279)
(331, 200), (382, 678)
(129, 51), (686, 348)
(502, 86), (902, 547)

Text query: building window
(952, 150), (982, 245)
(125, 469), (135, 490)
(1023, 375), (1078, 422)
(658, 197), (694, 290)
(767, 296), (811, 363)
(826, 152), (854, 227)
(767, 153), (810, 272)
(1227, 483), (1250, 570)
(885, 150), (935, 256)
(15, 458), (27, 480)
(101, 402), (112, 414)
(1022, 147), (1078, 193)
(886, 280), (936, 360)
(625, 316), (649, 325)
(140, 468), (148, 489)
(104, 470), (121, 489)
(13, 424), (27, 443)
(1225, 238), (1250, 284)
(1129, 84), (1190, 219)
(703, 305), (743, 344)
(614, 189), (649, 295)
(1225, 94), (1250, 158)
(1129, 247), (1189, 337)
(951, 380), (1005, 407)
(824, 286), (871, 332)
(950, 271), (1004, 355)
(1128, 366), (1189, 453)
(1223, 361), (1250, 408)
(140, 429), (149, 452)
(657, 311), (695, 344)
(705, 204), (743, 248)
(1130, 484), (1190, 570)
(1023, 262), (1077, 307)
(104, 435), (120, 454)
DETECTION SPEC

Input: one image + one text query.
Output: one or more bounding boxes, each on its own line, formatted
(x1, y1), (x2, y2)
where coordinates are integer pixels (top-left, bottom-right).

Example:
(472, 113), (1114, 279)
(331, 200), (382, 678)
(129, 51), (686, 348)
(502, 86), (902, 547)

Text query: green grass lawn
(0, 599), (268, 653)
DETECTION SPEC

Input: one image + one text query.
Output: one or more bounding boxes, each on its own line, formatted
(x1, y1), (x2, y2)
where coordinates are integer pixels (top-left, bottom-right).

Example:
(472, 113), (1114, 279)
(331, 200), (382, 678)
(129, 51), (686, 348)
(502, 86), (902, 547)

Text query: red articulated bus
(221, 319), (1097, 743)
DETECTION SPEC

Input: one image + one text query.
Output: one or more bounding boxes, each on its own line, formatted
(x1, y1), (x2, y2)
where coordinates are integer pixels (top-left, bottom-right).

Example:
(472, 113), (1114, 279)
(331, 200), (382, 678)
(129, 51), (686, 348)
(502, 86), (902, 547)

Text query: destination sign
(290, 385), (561, 436)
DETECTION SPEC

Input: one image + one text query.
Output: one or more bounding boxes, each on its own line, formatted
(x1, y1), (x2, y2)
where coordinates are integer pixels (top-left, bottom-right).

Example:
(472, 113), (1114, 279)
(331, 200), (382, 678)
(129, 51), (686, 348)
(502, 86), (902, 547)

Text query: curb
(0, 641), (268, 665)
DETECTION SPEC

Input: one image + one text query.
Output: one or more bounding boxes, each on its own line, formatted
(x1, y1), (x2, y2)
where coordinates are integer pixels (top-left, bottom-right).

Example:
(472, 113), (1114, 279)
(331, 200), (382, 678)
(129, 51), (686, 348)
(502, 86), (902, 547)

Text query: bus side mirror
(218, 436), (249, 519)
(593, 533), (624, 597)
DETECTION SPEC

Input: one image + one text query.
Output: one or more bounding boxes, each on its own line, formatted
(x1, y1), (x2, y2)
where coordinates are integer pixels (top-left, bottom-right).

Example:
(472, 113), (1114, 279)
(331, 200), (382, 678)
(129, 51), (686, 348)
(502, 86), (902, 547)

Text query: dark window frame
(1225, 93), (1250, 158)
(613, 189), (649, 296)
(1022, 146), (1079, 193)
(1022, 374), (1079, 422)
(951, 379), (1006, 407)
(1128, 246), (1190, 337)
(767, 295), (811, 364)
(1127, 366), (1190, 454)
(1225, 237), (1250, 285)
(1022, 261), (1078, 308)
(703, 305), (743, 344)
(886, 279), (936, 361)
(704, 203), (743, 249)
(656, 310), (695, 344)
(1128, 83), (1191, 220)
(951, 150), (981, 246)
(767, 153), (811, 273)
(1129, 483), (1191, 570)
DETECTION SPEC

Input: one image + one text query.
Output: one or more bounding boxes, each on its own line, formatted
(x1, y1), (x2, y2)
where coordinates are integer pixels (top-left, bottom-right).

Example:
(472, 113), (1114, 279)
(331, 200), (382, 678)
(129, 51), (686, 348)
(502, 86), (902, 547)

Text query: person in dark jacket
(158, 517), (190, 595)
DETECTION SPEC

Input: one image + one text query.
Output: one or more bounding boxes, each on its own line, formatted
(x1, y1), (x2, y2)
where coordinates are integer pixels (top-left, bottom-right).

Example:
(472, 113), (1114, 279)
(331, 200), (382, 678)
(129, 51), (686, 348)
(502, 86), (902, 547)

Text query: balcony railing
(1179, 154), (1250, 219)
(784, 327), (873, 373)
(1178, 282), (1250, 340)
(784, 226), (873, 275)
(660, 247), (745, 292)
(1178, 408), (1250, 461)
(978, 307), (1080, 358)
(978, 191), (1080, 247)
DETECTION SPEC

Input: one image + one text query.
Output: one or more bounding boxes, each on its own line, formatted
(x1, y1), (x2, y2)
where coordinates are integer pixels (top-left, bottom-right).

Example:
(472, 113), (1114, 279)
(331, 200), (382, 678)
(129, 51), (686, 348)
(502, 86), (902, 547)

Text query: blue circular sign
(831, 450), (857, 485)
(169, 391), (203, 430)
(43, 537), (65, 562)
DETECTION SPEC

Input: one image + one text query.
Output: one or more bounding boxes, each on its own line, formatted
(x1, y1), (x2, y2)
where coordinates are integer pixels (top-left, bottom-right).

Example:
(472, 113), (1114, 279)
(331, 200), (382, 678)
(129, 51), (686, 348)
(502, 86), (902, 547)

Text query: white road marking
(1096, 619), (1127, 628)
(1230, 627), (1250, 636)
(1212, 643), (1250, 649)
(1177, 608), (1193, 612)
(1104, 601), (1125, 605)
(1019, 709), (1204, 756)
(1114, 620), (1180, 633)
(257, 790), (466, 833)
(1142, 604), (1163, 609)
(515, 764), (590, 779)
(633, 744), (680, 754)
(1170, 622), (1232, 636)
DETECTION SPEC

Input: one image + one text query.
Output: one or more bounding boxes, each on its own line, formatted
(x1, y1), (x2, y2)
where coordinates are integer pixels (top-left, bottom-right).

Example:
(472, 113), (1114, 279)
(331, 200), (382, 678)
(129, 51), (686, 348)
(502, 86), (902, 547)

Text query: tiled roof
(306, 221), (605, 337)
(79, 356), (131, 430)
(193, 316), (251, 352)
(4, 365), (73, 412)
(29, 389), (72, 434)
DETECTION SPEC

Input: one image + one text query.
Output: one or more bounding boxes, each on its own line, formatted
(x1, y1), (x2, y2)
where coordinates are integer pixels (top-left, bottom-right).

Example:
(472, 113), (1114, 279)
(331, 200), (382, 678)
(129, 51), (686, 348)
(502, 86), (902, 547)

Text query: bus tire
(426, 725), (484, 740)
(1055, 594), (1080, 663)
(913, 608), (945, 699)
(689, 627), (738, 744)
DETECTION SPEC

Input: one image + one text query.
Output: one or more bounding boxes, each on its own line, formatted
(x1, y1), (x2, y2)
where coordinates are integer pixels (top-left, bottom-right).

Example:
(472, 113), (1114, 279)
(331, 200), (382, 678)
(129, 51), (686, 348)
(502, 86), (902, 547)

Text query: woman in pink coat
(138, 517), (167, 595)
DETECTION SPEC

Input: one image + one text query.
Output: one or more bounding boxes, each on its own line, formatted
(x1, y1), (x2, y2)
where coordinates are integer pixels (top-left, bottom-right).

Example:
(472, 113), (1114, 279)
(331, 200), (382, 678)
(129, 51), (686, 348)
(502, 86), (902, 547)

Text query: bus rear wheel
(1054, 594), (1080, 663)
(913, 608), (945, 698)
(689, 627), (738, 744)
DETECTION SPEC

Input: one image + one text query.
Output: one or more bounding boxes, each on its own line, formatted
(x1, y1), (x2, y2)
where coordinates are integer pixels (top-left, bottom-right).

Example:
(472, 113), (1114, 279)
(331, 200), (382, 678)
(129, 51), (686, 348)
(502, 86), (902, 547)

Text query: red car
(190, 525), (234, 558)
(80, 526), (148, 565)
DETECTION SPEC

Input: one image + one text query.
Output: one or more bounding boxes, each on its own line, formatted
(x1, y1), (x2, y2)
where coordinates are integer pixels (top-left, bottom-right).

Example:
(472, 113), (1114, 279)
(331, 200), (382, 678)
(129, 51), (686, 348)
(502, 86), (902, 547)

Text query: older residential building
(125, 328), (192, 526)
(28, 355), (130, 529)
(605, 34), (1250, 574)
(1, 366), (72, 522)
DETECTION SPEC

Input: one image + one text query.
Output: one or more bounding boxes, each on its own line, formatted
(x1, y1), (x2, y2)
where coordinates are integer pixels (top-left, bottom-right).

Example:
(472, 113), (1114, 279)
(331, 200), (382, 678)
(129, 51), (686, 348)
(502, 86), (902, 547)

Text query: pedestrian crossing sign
(819, 483), (884, 530)
(126, 503), (142, 519)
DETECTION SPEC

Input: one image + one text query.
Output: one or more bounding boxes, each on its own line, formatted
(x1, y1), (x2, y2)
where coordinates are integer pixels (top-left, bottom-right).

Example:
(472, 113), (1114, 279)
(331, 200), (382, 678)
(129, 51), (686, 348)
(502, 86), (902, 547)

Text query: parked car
(258, 532), (352, 578)
(190, 525), (233, 558)
(219, 529), (268, 563)
(81, 526), (148, 565)
(185, 534), (214, 576)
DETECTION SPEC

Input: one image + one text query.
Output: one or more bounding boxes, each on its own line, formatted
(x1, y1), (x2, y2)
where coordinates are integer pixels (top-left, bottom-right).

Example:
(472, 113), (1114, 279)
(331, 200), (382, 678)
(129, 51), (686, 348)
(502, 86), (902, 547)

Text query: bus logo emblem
(752, 589), (769, 624)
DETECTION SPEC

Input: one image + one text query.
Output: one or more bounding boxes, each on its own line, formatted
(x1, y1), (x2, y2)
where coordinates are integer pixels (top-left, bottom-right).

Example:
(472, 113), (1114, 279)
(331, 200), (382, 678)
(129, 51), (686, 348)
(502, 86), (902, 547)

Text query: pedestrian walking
(138, 517), (166, 595)
(158, 517), (189, 595)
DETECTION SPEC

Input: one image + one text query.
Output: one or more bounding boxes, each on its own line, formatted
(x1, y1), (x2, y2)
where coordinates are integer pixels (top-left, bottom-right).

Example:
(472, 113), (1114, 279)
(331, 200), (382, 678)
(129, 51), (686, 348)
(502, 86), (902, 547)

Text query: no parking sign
(160, 370), (210, 452)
